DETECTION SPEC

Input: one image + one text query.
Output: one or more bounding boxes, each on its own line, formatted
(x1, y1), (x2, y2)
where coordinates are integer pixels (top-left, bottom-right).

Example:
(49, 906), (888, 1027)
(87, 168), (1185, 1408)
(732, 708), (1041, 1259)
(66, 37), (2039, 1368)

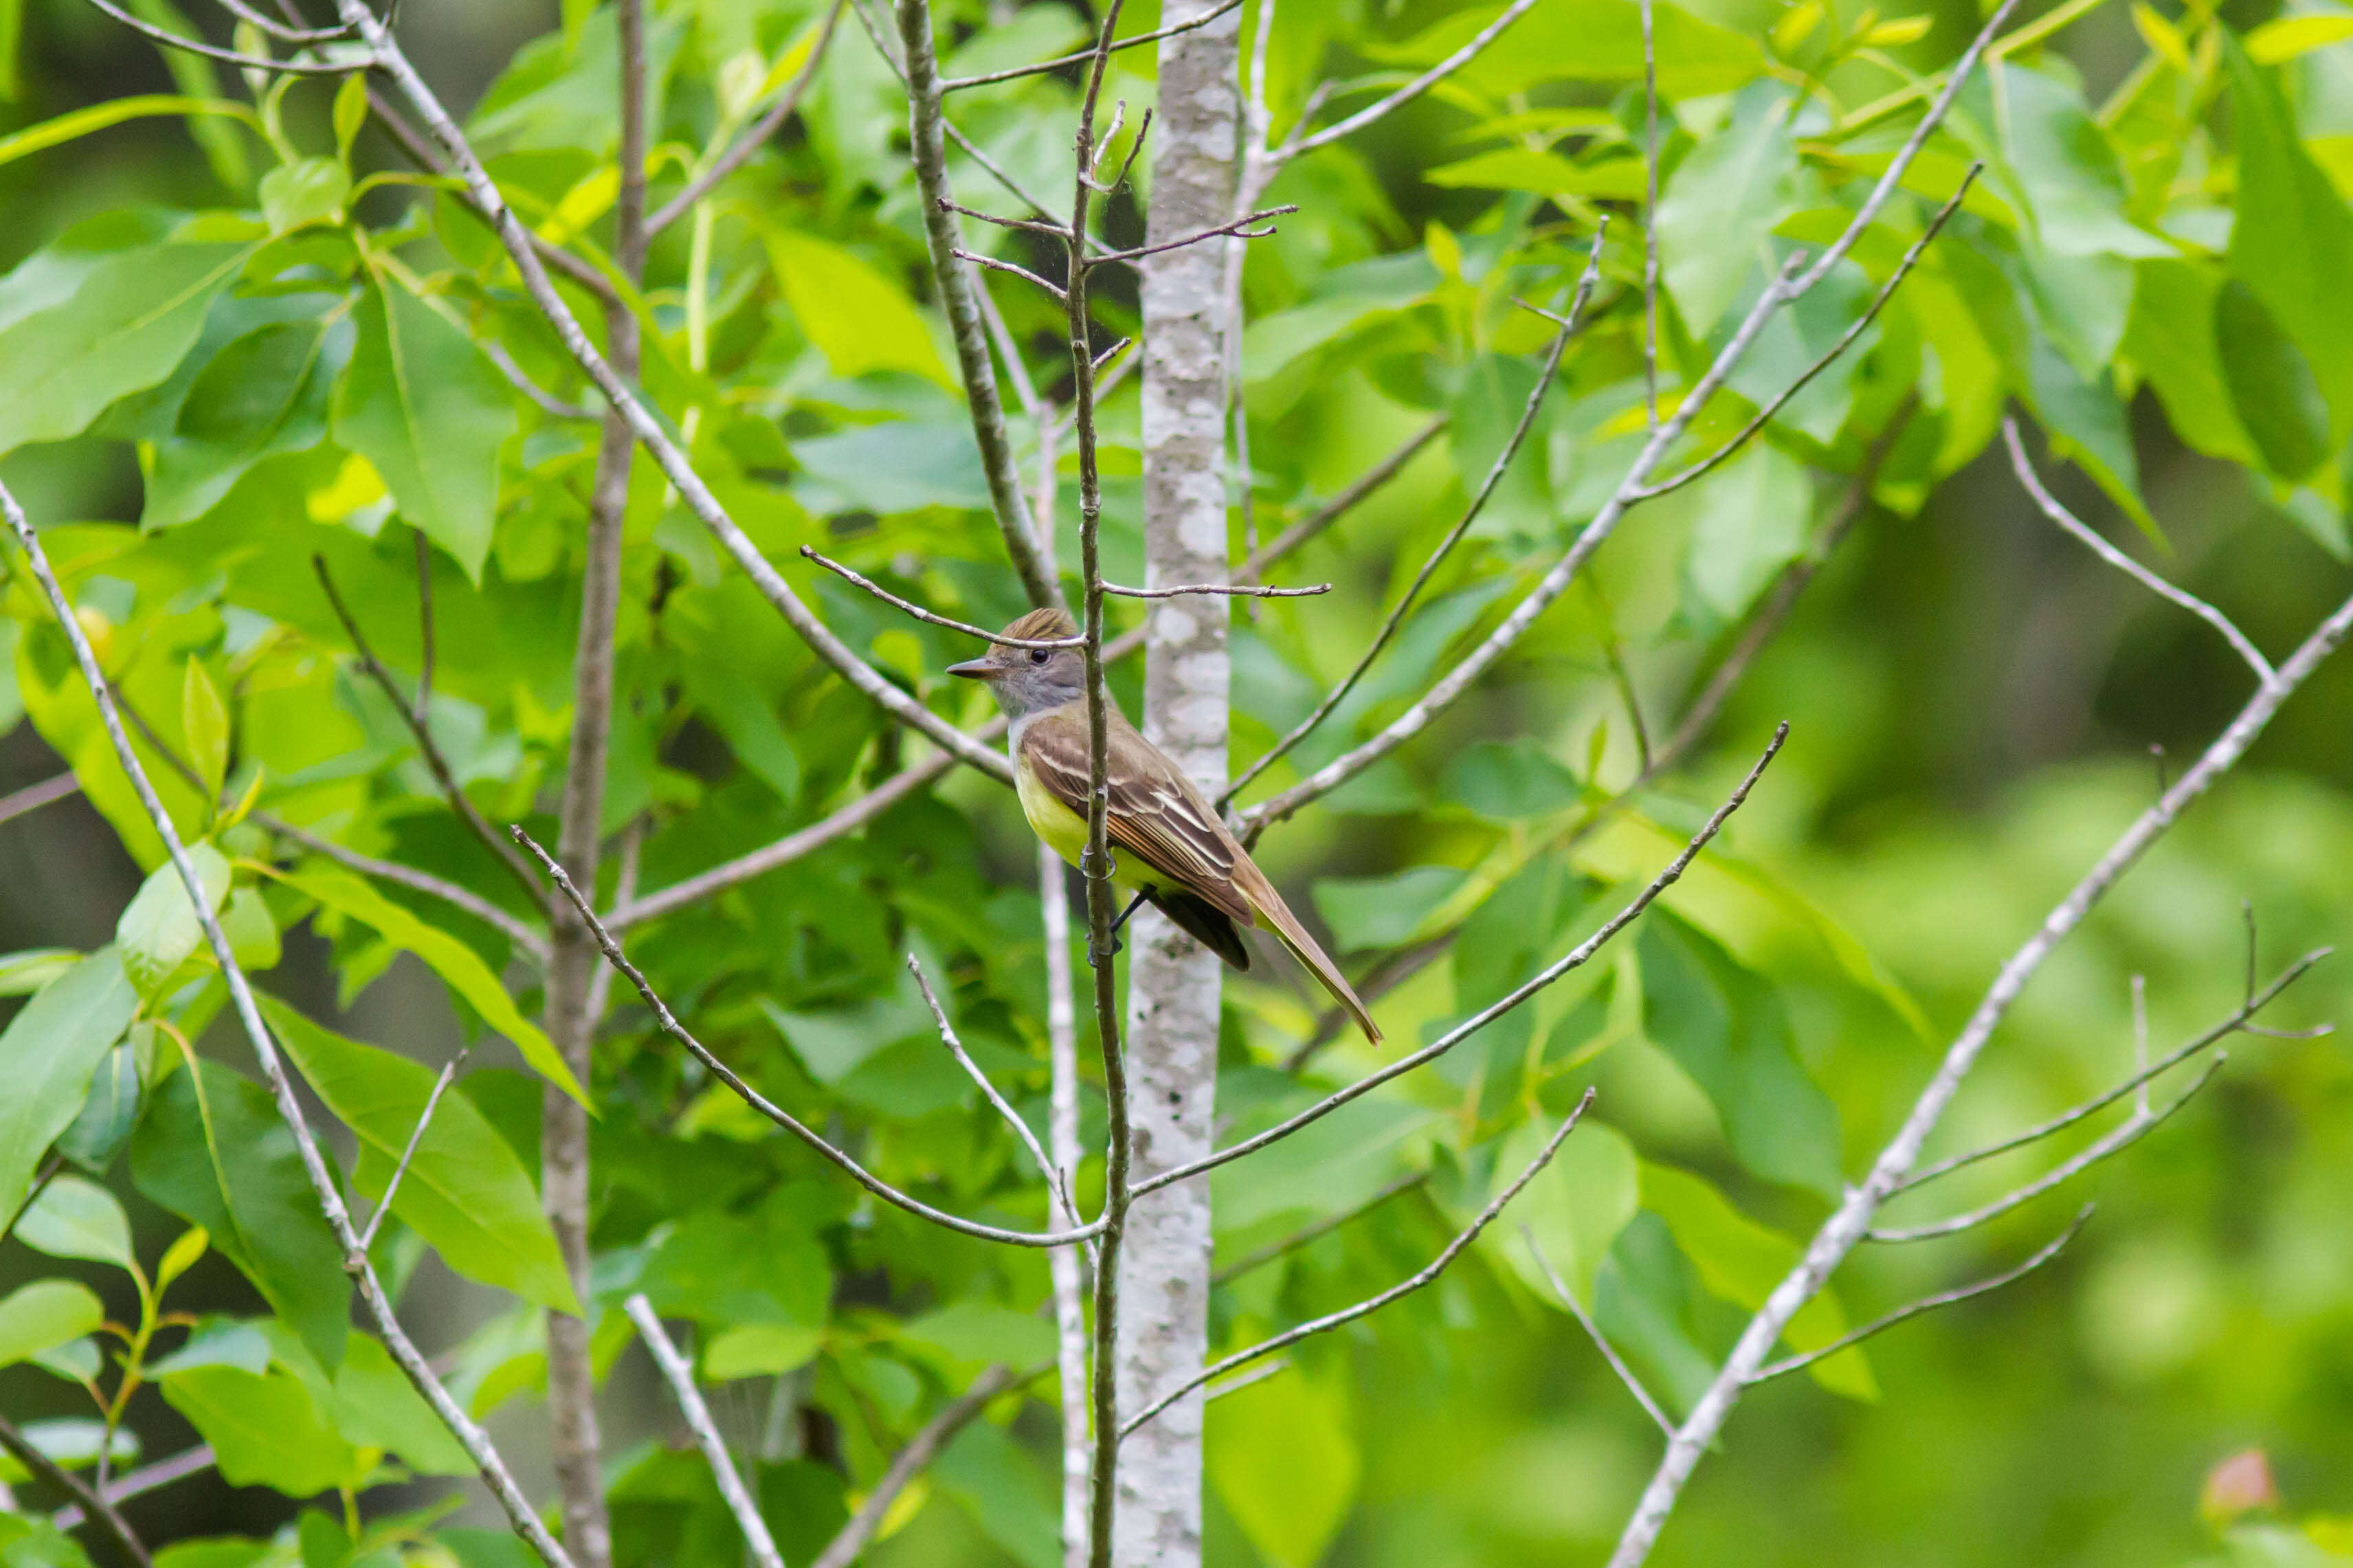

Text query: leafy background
(1, 0), (2350, 1565)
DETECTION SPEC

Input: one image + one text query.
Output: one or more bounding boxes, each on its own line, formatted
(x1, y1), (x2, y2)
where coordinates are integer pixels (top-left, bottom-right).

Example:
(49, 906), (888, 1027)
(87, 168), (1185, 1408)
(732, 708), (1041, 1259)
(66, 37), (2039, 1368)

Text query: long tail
(1244, 879), (1383, 1044)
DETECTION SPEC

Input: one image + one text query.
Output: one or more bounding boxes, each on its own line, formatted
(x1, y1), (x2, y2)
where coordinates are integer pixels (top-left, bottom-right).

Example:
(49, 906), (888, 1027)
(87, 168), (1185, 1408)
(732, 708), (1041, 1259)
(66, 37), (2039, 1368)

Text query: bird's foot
(1086, 937), (1123, 970)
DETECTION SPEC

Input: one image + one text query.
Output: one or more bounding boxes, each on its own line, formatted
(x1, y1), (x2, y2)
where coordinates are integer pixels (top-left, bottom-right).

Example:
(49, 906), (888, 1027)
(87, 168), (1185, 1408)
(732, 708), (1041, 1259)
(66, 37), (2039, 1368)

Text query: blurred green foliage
(0, 0), (2349, 1564)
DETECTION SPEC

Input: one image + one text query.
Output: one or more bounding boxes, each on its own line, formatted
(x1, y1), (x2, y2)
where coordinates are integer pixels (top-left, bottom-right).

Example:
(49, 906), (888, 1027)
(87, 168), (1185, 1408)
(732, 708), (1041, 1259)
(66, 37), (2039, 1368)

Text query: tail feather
(1245, 882), (1383, 1045)
(1149, 890), (1253, 972)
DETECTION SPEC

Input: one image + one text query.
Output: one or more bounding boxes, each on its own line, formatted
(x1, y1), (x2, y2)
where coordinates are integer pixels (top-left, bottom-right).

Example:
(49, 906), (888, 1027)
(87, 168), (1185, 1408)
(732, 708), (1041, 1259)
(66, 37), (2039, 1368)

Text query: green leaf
(2025, 341), (2155, 541)
(2246, 12), (2353, 63)
(0, 98), (259, 170)
(0, 232), (255, 456)
(54, 1039), (144, 1174)
(2214, 278), (2330, 481)
(1312, 864), (1470, 952)
(157, 1226), (209, 1292)
(1374, 0), (1763, 98)
(1988, 65), (2170, 259)
(264, 865), (586, 1107)
(1207, 1371), (1361, 1568)
(638, 1208), (831, 1336)
(0, 1419), (136, 1481)
(122, 0), (251, 192)
(1638, 911), (1842, 1196)
(159, 1365), (363, 1497)
(0, 948), (79, 997)
(16, 1175), (135, 1270)
(2226, 35), (2353, 440)
(0, 0), (25, 100)
(146, 316), (343, 528)
(115, 842), (232, 999)
(932, 1421), (1060, 1568)
(258, 995), (579, 1314)
(259, 157), (348, 234)
(332, 74), (368, 161)
(0, 949), (137, 1227)
(1424, 148), (1646, 199)
(331, 277), (515, 582)
(131, 1060), (350, 1370)
(1684, 442), (1810, 623)
(0, 1281), (106, 1369)
(1639, 1161), (1877, 1400)
(1658, 82), (1802, 336)
(328, 1332), (472, 1476)
(1438, 739), (1584, 820)
(0, 1514), (99, 1568)
(702, 1323), (823, 1380)
(897, 1301), (1056, 1372)
(761, 228), (950, 387)
(1487, 1115), (1638, 1302)
(2123, 258), (2259, 467)
(183, 658), (229, 805)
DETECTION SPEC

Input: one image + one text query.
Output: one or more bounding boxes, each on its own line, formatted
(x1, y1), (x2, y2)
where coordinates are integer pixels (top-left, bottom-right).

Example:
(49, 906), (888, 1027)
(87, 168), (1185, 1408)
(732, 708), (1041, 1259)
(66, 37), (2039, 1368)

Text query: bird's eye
(1029, 647), (1052, 665)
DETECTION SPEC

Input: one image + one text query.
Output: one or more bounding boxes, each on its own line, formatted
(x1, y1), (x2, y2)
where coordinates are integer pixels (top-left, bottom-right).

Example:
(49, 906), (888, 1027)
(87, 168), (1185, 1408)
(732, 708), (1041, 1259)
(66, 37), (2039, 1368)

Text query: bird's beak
(945, 658), (996, 680)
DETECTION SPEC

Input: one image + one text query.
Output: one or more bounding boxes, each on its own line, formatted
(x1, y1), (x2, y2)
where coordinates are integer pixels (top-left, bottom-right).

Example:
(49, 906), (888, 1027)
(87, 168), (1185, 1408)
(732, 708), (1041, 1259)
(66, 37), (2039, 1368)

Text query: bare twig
(1632, 172), (1977, 500)
(908, 954), (1086, 1235)
(1101, 579), (1328, 599)
(480, 339), (599, 421)
(356, 1044), (473, 1252)
(311, 557), (544, 901)
(3, 478), (582, 1568)
(939, 0), (1245, 89)
(1279, 0), (1543, 162)
(623, 1296), (786, 1568)
(800, 548), (1084, 645)
(1212, 1172), (1430, 1285)
(1150, 724), (1783, 1196)
(647, 0), (846, 236)
(1225, 225), (1608, 808)
(1607, 584), (2353, 1568)
(1120, 1090), (1592, 1438)
(256, 814), (549, 961)
(48, 1446), (214, 1533)
(1523, 1226), (1675, 1437)
(1750, 1207), (2095, 1382)
(1083, 205), (1298, 267)
(807, 1366), (1025, 1568)
(1243, 417), (1449, 574)
(0, 772), (79, 826)
(77, 0), (358, 72)
(955, 247), (1070, 300)
(0, 1411), (150, 1568)
(2003, 416), (2274, 683)
(511, 826), (1106, 1249)
(219, 0), (350, 43)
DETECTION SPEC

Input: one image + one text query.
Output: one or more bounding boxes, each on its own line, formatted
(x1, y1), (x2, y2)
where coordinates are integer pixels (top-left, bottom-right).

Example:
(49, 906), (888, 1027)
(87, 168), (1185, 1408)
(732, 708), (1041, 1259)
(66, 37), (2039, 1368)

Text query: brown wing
(1021, 709), (1255, 926)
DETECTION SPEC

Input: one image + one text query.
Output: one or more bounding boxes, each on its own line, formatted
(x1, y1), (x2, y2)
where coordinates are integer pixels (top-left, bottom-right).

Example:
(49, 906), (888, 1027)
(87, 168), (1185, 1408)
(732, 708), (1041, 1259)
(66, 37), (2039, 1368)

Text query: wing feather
(1021, 712), (1253, 925)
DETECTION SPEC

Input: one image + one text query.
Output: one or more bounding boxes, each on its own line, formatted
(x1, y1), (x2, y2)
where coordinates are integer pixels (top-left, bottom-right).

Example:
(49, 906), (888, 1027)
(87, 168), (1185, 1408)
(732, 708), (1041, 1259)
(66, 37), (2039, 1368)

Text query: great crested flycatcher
(949, 608), (1383, 1044)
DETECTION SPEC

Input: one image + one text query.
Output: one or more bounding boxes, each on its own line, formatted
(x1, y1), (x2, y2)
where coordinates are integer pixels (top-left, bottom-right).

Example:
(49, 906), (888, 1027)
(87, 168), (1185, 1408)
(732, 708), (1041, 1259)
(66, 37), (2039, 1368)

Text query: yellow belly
(1015, 758), (1167, 897)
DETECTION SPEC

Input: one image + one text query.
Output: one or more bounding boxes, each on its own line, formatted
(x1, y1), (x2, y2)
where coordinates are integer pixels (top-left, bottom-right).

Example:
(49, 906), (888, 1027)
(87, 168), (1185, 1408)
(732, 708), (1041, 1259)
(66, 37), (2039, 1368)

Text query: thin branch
(311, 557), (545, 901)
(800, 548), (1084, 645)
(1632, 172), (1976, 501)
(623, 1296), (786, 1568)
(941, 199), (1080, 242)
(256, 814), (549, 961)
(896, 0), (1067, 612)
(1243, 416), (1448, 575)
(1100, 579), (1328, 599)
(807, 1366), (1024, 1568)
(2003, 415), (2274, 684)
(511, 826), (1106, 1249)
(1148, 724), (1783, 1197)
(1225, 225), (1608, 808)
(1888, 949), (2329, 1197)
(481, 339), (599, 421)
(955, 247), (1070, 300)
(219, 0), (350, 43)
(78, 0), (360, 72)
(0, 772), (79, 826)
(1279, 0), (1543, 162)
(1242, 0), (2020, 840)
(1749, 1207), (2095, 1383)
(1522, 1226), (1675, 1437)
(411, 532), (437, 725)
(0, 1411), (150, 1568)
(1607, 583), (2353, 1568)
(647, 0), (847, 237)
(49, 1446), (214, 1532)
(1200, 1356), (1289, 1402)
(1, 478), (582, 1568)
(972, 267), (1042, 419)
(1082, 205), (1297, 267)
(1869, 1056), (2223, 1242)
(939, 0), (1245, 89)
(1041, 836), (1091, 1568)
(1212, 1172), (1430, 1285)
(908, 954), (1086, 1235)
(1120, 1090), (1593, 1438)
(331, 0), (1016, 788)
(356, 1044), (473, 1252)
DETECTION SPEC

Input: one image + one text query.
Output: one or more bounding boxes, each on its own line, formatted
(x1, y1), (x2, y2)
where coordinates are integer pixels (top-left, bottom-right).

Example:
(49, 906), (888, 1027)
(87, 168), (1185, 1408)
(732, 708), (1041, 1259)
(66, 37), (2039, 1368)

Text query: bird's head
(946, 609), (1086, 719)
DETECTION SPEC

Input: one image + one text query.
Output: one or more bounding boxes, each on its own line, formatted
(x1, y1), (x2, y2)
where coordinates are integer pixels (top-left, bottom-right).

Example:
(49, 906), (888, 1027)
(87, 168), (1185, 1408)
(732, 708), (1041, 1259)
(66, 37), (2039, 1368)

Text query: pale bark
(1115, 7), (1240, 1565)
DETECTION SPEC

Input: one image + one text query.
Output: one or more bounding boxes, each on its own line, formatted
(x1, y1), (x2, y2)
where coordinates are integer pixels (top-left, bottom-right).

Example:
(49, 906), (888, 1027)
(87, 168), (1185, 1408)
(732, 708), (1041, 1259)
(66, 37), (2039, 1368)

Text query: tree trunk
(1116, 8), (1240, 1566)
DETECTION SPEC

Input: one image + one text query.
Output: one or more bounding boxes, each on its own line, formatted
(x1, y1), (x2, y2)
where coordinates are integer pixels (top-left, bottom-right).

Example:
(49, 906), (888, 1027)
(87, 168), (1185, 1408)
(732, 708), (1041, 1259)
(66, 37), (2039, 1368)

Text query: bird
(948, 608), (1383, 1044)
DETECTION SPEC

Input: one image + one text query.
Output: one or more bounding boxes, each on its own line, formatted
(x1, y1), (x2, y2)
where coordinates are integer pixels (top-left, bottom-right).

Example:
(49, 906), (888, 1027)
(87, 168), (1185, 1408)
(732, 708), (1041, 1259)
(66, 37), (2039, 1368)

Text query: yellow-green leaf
(181, 658), (227, 807)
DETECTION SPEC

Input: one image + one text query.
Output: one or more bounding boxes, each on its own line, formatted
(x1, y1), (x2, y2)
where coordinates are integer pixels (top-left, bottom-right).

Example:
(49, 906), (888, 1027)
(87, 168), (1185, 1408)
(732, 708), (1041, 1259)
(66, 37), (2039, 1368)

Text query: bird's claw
(1086, 937), (1123, 970)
